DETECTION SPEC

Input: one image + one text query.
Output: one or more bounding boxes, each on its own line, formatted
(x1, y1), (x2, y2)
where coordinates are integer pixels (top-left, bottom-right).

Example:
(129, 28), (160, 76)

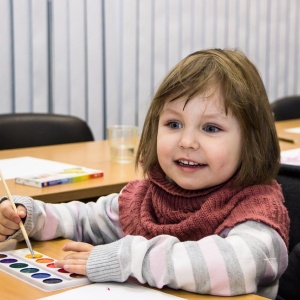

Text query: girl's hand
(55, 241), (94, 276)
(0, 199), (27, 242)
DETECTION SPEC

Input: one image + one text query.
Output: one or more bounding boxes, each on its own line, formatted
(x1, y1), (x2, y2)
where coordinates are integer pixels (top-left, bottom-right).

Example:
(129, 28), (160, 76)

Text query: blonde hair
(136, 49), (280, 187)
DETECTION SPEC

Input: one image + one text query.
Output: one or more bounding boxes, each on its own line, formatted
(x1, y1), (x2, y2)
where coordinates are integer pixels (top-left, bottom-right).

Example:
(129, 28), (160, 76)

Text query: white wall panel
(86, 0), (105, 140)
(167, 1), (182, 69)
(104, 0), (122, 127)
(13, 0), (32, 111)
(290, 0), (300, 95)
(32, 0), (48, 112)
(52, 0), (70, 113)
(118, 0), (138, 126)
(137, 0), (154, 127)
(0, 0), (13, 112)
(0, 0), (299, 140)
(69, 0), (86, 118)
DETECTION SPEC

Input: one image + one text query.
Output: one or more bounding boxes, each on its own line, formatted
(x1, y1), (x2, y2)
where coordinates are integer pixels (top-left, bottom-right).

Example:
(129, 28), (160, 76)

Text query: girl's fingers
(61, 263), (87, 275)
(56, 241), (93, 277)
(0, 234), (7, 242)
(17, 206), (27, 219)
(0, 223), (18, 236)
(1, 202), (26, 224)
(62, 241), (93, 253)
(55, 259), (87, 275)
(62, 252), (90, 260)
(56, 258), (87, 266)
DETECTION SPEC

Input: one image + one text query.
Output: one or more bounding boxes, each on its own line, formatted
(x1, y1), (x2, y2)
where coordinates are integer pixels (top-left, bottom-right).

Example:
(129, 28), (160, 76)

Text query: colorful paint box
(0, 248), (90, 291)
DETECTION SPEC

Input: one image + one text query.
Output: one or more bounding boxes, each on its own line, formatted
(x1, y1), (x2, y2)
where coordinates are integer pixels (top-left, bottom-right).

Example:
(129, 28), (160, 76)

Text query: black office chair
(0, 113), (94, 150)
(271, 95), (300, 121)
(276, 164), (300, 300)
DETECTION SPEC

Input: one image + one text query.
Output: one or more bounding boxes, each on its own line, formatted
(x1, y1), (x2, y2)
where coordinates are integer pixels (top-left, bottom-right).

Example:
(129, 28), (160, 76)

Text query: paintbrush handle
(0, 170), (34, 257)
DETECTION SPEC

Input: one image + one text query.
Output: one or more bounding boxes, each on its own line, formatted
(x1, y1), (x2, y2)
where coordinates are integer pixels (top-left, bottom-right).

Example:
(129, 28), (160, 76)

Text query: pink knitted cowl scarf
(118, 165), (289, 245)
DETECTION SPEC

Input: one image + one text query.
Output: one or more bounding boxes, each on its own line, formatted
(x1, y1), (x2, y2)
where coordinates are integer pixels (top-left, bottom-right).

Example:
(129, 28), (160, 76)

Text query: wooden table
(0, 239), (267, 300)
(275, 118), (300, 151)
(0, 140), (141, 203)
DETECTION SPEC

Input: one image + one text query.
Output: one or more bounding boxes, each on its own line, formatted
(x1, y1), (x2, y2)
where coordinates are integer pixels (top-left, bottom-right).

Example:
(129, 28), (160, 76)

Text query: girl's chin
(174, 180), (211, 191)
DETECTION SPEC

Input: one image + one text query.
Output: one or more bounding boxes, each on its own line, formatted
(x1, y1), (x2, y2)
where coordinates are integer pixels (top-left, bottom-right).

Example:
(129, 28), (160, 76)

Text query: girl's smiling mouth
(176, 159), (208, 167)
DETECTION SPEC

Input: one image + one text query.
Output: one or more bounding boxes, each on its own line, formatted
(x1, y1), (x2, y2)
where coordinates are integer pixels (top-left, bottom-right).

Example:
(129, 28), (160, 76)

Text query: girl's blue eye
(167, 121), (182, 129)
(203, 125), (220, 133)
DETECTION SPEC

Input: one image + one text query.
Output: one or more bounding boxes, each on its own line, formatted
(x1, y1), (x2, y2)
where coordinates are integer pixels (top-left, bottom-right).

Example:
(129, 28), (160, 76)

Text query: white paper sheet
(284, 127), (300, 134)
(0, 156), (81, 179)
(280, 148), (300, 166)
(38, 282), (186, 300)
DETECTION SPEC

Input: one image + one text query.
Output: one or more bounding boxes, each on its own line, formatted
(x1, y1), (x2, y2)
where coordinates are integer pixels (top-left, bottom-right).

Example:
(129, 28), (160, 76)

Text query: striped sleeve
(10, 194), (123, 244)
(87, 221), (288, 298)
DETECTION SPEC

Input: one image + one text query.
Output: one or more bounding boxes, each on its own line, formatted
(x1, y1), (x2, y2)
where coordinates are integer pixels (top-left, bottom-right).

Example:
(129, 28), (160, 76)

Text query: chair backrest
(271, 95), (300, 121)
(0, 113), (94, 150)
(276, 164), (300, 252)
(276, 164), (300, 299)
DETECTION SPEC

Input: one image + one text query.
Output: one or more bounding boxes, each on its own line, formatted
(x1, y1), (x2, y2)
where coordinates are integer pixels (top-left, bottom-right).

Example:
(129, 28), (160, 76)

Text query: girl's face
(157, 91), (242, 190)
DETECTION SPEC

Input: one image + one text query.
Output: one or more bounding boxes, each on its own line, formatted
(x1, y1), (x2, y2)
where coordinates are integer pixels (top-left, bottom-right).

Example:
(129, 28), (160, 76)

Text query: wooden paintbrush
(0, 170), (35, 257)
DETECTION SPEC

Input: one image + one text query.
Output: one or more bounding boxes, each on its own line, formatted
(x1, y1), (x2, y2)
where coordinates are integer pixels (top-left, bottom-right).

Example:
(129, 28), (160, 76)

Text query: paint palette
(0, 248), (90, 292)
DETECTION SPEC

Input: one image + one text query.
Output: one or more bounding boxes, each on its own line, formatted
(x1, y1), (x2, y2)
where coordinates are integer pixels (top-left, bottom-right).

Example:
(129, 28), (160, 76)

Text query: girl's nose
(178, 130), (200, 150)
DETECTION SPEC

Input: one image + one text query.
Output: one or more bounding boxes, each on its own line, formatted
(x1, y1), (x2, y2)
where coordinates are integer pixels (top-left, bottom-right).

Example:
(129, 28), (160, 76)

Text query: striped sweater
(10, 193), (288, 299)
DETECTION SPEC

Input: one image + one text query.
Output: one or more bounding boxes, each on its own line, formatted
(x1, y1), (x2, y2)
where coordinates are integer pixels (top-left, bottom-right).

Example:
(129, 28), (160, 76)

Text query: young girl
(0, 49), (289, 299)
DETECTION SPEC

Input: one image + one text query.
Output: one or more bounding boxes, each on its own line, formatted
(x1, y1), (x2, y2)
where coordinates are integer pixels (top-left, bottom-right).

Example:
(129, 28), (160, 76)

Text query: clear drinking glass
(107, 125), (138, 163)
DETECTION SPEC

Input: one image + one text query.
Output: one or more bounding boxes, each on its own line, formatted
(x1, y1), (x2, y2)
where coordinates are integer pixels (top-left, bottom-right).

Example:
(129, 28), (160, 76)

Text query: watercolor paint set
(0, 248), (90, 292)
